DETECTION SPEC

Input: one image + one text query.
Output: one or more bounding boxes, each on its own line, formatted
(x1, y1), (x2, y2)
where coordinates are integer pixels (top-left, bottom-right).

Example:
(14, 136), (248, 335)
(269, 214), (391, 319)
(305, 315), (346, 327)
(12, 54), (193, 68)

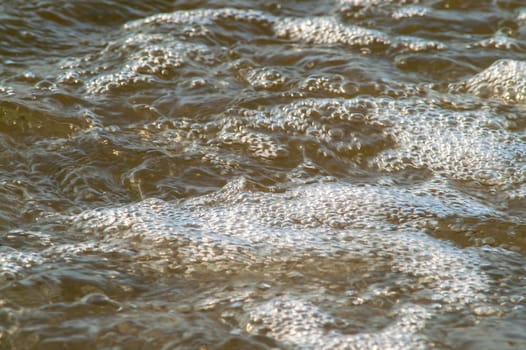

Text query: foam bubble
(244, 296), (429, 350)
(0, 85), (15, 96)
(65, 177), (498, 347)
(124, 8), (274, 29)
(274, 16), (390, 47)
(392, 6), (430, 20)
(0, 246), (44, 279)
(242, 66), (288, 91)
(468, 34), (525, 52)
(274, 16), (444, 52)
(84, 37), (194, 95)
(218, 96), (523, 189)
(129, 95), (524, 190)
(72, 177), (494, 269)
(339, 0), (400, 7)
(64, 8), (446, 96)
(460, 59), (526, 103)
(366, 97), (525, 187)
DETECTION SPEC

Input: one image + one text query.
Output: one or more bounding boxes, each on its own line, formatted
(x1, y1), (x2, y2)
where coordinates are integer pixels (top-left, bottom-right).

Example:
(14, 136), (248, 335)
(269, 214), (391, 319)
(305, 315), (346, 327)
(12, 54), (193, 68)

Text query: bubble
(124, 8), (274, 30)
(243, 67), (288, 91)
(0, 246), (45, 279)
(243, 295), (429, 350)
(468, 34), (525, 52)
(62, 174), (499, 349)
(392, 6), (430, 20)
(84, 37), (190, 95)
(274, 16), (390, 47)
(0, 85), (16, 96)
(367, 96), (525, 187)
(2, 2), (525, 348)
(459, 59), (526, 103)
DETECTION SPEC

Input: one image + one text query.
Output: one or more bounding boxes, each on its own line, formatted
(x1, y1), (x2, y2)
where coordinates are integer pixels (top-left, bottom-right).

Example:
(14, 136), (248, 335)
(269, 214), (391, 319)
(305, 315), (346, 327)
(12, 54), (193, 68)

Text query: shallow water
(0, 1), (525, 349)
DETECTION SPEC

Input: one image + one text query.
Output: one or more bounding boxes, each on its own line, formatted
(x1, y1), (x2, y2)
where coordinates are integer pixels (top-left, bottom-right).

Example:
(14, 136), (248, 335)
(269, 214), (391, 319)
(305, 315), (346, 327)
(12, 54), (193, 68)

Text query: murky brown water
(1, 1), (525, 349)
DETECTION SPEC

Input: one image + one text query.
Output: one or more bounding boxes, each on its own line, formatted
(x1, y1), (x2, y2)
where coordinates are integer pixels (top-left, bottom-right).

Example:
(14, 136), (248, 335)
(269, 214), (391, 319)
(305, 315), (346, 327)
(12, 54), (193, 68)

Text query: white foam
(68, 176), (494, 348)
(361, 97), (525, 187)
(244, 296), (429, 350)
(0, 85), (15, 96)
(339, 0), (398, 6)
(124, 8), (274, 29)
(211, 97), (523, 188)
(274, 16), (390, 47)
(64, 8), (445, 96)
(461, 59), (526, 103)
(134, 96), (524, 188)
(0, 246), (45, 279)
(468, 34), (524, 51)
(392, 6), (430, 20)
(84, 37), (196, 95)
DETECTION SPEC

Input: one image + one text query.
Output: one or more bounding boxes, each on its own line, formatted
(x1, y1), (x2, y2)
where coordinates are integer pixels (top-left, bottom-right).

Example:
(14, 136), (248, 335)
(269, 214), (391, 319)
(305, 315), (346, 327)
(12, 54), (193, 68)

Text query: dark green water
(1, 1), (525, 349)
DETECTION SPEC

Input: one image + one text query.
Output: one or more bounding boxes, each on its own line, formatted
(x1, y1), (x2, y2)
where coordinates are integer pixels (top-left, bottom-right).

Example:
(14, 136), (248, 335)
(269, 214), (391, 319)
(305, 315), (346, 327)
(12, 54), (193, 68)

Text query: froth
(72, 8), (445, 97)
(274, 17), (390, 47)
(460, 59), (526, 103)
(83, 38), (196, 95)
(135, 95), (524, 191)
(219, 97), (524, 188)
(364, 97), (525, 188)
(67, 177), (495, 348)
(0, 246), (44, 279)
(244, 296), (429, 350)
(124, 8), (274, 29)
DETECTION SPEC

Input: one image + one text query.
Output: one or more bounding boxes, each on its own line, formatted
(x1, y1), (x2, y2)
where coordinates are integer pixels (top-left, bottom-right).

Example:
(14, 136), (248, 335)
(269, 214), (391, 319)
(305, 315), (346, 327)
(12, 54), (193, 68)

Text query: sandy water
(0, 1), (525, 349)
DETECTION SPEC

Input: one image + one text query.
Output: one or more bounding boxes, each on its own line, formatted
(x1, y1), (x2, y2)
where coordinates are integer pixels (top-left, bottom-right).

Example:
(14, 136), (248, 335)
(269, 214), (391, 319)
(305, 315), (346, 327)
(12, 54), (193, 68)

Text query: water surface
(1, 1), (525, 349)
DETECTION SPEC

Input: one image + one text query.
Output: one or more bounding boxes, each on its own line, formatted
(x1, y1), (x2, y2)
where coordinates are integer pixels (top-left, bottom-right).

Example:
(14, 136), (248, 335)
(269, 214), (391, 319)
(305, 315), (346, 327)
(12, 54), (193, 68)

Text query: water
(0, 1), (525, 349)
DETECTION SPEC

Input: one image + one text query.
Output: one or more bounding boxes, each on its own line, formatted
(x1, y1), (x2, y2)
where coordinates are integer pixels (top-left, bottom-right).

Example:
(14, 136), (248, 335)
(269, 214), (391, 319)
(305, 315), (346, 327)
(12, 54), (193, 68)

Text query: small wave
(71, 8), (445, 97)
(64, 177), (496, 348)
(458, 59), (526, 103)
(245, 297), (429, 350)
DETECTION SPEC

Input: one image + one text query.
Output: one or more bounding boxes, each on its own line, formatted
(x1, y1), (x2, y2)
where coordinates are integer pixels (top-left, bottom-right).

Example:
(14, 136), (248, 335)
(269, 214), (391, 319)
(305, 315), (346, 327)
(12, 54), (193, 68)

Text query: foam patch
(66, 177), (497, 348)
(64, 8), (446, 96)
(0, 246), (44, 279)
(460, 59), (526, 103)
(244, 296), (429, 350)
